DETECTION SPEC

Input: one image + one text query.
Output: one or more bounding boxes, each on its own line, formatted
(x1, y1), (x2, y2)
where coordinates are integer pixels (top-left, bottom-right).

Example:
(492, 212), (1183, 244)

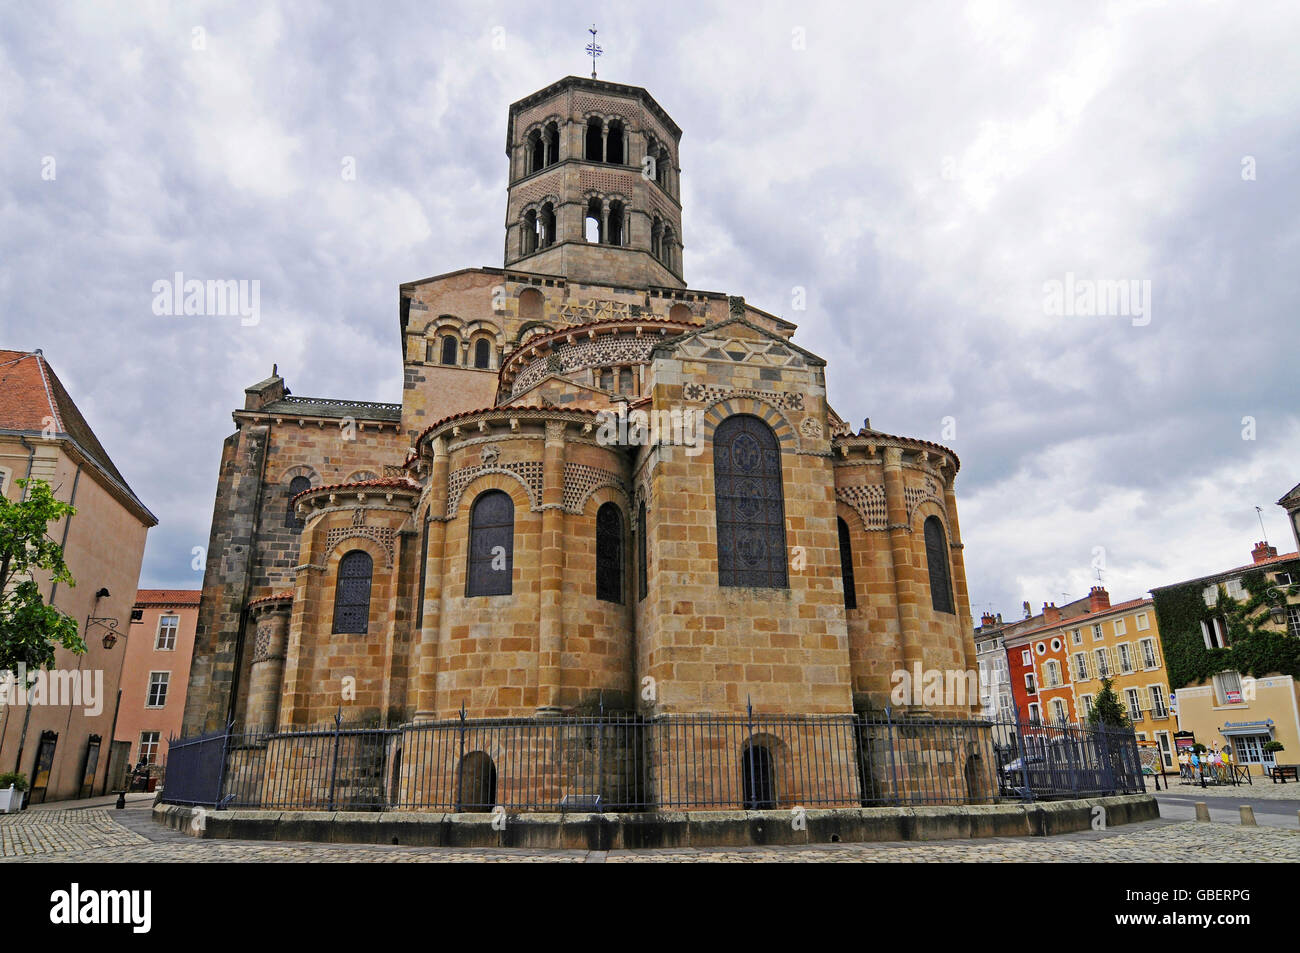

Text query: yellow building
(1059, 590), (1176, 769)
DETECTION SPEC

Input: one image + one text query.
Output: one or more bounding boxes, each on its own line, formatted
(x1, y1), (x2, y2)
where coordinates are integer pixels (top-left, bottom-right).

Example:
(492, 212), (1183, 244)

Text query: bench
(1270, 765), (1298, 783)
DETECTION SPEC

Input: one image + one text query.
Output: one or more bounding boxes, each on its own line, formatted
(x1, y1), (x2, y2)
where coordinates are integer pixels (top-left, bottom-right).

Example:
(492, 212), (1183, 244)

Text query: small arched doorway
(457, 751), (497, 812)
(741, 741), (777, 810)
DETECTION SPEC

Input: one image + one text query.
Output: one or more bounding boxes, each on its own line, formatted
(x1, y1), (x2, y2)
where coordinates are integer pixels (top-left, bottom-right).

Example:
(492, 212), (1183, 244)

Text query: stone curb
(152, 794), (1157, 849)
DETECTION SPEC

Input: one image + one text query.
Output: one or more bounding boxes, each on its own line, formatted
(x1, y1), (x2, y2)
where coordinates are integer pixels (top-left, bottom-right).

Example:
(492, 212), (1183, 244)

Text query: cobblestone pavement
(0, 810), (148, 858)
(1162, 778), (1300, 800)
(2, 805), (1297, 862)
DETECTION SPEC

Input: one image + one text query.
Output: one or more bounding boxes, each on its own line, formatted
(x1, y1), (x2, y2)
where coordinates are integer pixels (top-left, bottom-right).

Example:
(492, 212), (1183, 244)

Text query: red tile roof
(1003, 597), (1154, 643)
(247, 591), (293, 607)
(292, 476), (421, 504)
(0, 349), (154, 522)
(1150, 551), (1300, 591)
(133, 589), (202, 606)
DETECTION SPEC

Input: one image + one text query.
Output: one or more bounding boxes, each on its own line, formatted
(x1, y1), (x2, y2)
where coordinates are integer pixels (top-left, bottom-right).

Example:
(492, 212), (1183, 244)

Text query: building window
(1135, 612), (1150, 631)
(1125, 688), (1142, 721)
(1213, 671), (1244, 706)
(595, 502), (624, 604)
(1201, 616), (1230, 649)
(1051, 699), (1067, 724)
(146, 672), (170, 708)
(130, 608), (143, 623)
(1092, 624), (1103, 641)
(1233, 734), (1276, 765)
(1151, 684), (1168, 718)
(1021, 649), (1031, 665)
(923, 517), (954, 614)
(1117, 643), (1133, 674)
(441, 335), (459, 366)
(474, 338), (492, 369)
(286, 475), (311, 529)
(1027, 702), (1041, 724)
(1114, 618), (1126, 636)
(1024, 672), (1037, 695)
(1073, 652), (1090, 681)
(837, 517), (856, 610)
(1080, 694), (1095, 717)
(466, 491), (514, 597)
(332, 550), (374, 633)
(1071, 628), (1082, 646)
(1044, 660), (1060, 688)
(415, 517), (430, 629)
(155, 615), (179, 651)
(138, 731), (160, 765)
(713, 415), (787, 588)
(1139, 638), (1159, 669)
(637, 500), (648, 602)
(1094, 647), (1112, 678)
(1288, 606), (1300, 638)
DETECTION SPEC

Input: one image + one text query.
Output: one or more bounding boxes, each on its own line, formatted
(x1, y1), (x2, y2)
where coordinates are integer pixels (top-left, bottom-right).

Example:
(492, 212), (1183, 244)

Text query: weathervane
(586, 25), (602, 79)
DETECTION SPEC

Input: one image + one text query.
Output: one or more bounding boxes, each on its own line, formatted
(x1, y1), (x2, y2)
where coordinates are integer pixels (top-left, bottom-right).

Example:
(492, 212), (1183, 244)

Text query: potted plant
(0, 771), (29, 813)
(1263, 740), (1285, 755)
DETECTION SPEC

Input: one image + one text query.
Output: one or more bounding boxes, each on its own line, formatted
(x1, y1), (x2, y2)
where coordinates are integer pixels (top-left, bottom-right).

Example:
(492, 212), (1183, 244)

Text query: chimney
(1253, 541), (1278, 564)
(1022, 600), (1032, 619)
(980, 611), (997, 628)
(1042, 602), (1061, 625)
(1089, 586), (1111, 613)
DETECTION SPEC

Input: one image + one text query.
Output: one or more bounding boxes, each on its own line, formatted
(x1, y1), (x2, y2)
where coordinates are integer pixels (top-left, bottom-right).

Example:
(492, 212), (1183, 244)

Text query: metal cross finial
(586, 25), (602, 79)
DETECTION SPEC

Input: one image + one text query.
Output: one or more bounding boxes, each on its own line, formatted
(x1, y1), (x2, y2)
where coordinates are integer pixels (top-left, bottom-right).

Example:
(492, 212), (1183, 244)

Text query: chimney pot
(1253, 541), (1278, 564)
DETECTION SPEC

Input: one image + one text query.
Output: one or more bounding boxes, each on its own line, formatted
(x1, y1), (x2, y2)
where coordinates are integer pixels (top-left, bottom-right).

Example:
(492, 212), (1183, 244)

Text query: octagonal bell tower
(504, 76), (685, 289)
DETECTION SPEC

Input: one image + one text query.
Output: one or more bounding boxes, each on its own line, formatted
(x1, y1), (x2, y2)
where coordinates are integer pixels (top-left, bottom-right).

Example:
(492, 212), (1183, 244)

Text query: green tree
(0, 479), (83, 677)
(1087, 677), (1132, 730)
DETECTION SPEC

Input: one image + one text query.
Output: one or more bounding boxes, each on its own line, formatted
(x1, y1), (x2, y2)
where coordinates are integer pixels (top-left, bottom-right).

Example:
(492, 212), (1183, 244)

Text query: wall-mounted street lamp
(86, 587), (121, 650)
(1265, 585), (1296, 626)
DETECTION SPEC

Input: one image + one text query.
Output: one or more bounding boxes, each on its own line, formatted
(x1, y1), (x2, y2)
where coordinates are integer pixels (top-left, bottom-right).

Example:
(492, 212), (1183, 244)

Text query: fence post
(455, 701), (466, 811)
(1010, 704), (1033, 803)
(884, 705), (900, 806)
(595, 695), (605, 809)
(745, 695), (756, 810)
(327, 708), (342, 812)
(215, 720), (234, 809)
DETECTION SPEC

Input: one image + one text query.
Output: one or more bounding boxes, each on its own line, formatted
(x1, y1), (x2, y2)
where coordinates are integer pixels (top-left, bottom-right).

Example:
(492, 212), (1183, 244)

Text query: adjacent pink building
(115, 590), (200, 772)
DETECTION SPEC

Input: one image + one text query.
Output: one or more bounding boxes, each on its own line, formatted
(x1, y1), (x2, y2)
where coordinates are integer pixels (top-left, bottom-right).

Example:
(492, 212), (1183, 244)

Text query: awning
(1220, 719), (1275, 737)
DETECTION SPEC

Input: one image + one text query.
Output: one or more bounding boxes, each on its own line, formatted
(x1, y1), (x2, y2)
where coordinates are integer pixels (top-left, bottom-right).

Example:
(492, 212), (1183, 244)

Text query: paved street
(2, 798), (1298, 862)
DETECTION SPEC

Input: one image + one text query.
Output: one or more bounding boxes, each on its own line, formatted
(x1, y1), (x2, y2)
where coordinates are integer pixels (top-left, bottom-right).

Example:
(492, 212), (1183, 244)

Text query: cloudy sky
(2, 0), (1297, 620)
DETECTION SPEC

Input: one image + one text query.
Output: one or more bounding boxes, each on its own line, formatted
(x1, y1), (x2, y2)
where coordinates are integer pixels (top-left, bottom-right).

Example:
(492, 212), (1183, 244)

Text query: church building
(181, 75), (979, 808)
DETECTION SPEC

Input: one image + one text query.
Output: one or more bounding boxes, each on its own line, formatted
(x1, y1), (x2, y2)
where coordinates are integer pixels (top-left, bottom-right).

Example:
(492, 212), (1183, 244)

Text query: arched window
(585, 197), (602, 243)
(585, 118), (603, 160)
(637, 500), (648, 601)
(474, 338), (491, 369)
(713, 415), (787, 588)
(332, 550), (373, 634)
(606, 119), (625, 164)
(540, 202), (556, 246)
(924, 515), (955, 614)
(608, 201), (624, 246)
(545, 122), (559, 165)
(837, 517), (857, 610)
(518, 287), (543, 321)
(466, 490), (514, 597)
(440, 335), (458, 366)
(285, 475), (311, 529)
(521, 209), (538, 255)
(527, 128), (543, 173)
(596, 502), (623, 603)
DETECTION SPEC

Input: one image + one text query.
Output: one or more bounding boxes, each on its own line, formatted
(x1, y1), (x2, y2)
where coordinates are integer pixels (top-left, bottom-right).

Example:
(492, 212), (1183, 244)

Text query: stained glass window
(713, 415), (787, 588)
(467, 490), (513, 597)
(924, 516), (954, 614)
(596, 502), (623, 603)
(441, 336), (458, 365)
(332, 550), (373, 634)
(474, 339), (491, 369)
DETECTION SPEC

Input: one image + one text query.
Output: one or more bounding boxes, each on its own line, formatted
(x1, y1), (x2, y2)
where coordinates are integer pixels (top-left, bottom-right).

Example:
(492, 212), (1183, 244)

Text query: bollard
(1239, 806), (1257, 827)
(115, 790), (126, 810)
(1195, 801), (1211, 822)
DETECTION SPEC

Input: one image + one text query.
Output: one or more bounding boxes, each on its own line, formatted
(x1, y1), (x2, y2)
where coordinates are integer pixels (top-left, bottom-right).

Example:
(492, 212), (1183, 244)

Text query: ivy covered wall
(1151, 558), (1300, 690)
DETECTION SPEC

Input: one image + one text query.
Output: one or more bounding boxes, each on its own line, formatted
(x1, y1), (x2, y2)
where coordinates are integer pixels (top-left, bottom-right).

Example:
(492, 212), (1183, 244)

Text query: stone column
(883, 447), (925, 713)
(246, 597), (292, 732)
(536, 420), (567, 714)
(944, 479), (979, 698)
(601, 208), (609, 245)
(415, 437), (450, 720)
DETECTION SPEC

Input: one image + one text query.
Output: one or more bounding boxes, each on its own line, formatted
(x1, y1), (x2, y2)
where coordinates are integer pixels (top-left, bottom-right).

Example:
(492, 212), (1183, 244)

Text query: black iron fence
(162, 708), (1145, 812)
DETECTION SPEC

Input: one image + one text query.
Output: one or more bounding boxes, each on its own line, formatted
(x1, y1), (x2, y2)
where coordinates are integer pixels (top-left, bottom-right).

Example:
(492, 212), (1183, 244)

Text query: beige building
(0, 349), (156, 802)
(114, 590), (201, 778)
(1152, 539), (1300, 776)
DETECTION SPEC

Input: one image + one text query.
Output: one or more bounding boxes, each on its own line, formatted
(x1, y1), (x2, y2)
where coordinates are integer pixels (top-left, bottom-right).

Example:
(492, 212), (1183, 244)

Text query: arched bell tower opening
(504, 76), (685, 289)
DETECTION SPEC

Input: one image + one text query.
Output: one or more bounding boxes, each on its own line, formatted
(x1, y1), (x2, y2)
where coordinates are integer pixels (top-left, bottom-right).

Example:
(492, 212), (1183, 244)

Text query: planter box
(0, 784), (23, 814)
